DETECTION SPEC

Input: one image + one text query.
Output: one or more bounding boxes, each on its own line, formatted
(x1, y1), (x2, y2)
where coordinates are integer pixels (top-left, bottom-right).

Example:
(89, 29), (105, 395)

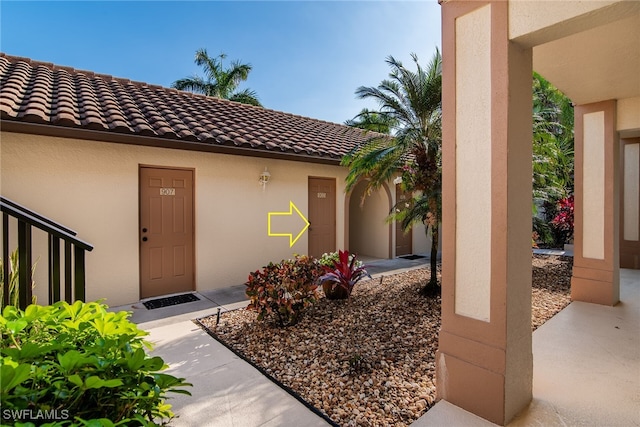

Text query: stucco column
(438, 1), (533, 425)
(620, 138), (640, 269)
(571, 101), (620, 305)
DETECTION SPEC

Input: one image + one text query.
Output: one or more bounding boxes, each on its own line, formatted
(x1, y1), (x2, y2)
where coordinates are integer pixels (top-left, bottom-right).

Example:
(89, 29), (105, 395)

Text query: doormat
(143, 293), (200, 310)
(399, 255), (426, 260)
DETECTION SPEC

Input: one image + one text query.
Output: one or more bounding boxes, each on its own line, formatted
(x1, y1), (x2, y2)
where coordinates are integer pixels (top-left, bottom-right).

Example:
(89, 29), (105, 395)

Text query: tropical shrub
(532, 231), (540, 249)
(551, 195), (575, 244)
(532, 73), (574, 248)
(318, 250), (371, 300)
(245, 255), (323, 327)
(0, 301), (191, 426)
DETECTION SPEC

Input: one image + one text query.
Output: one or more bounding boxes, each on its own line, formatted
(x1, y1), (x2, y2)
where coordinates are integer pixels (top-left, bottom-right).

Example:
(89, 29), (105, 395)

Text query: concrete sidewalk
(145, 320), (331, 427)
(111, 289), (331, 427)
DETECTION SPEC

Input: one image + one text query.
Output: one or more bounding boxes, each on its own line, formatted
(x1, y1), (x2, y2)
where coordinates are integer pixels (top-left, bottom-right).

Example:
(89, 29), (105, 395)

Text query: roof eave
(0, 120), (344, 166)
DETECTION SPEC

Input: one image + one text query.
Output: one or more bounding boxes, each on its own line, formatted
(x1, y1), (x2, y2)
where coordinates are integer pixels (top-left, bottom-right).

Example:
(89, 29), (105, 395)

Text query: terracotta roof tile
(0, 53), (382, 161)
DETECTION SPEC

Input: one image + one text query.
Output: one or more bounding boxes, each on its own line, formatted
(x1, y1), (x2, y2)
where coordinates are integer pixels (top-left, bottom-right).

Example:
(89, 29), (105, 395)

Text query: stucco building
(0, 53), (427, 306)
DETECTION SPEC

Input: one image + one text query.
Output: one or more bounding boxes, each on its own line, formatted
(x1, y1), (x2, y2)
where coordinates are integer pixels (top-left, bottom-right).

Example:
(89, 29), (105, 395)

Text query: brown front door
(395, 185), (413, 256)
(620, 138), (640, 269)
(140, 167), (195, 298)
(308, 177), (336, 258)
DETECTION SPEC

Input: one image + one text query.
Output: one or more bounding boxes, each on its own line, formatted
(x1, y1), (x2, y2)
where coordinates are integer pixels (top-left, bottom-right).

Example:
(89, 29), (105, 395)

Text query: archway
(346, 180), (392, 259)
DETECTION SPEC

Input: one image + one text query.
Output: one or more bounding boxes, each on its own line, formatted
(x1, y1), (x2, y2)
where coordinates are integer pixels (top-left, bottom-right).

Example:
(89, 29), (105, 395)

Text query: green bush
(0, 301), (191, 426)
(245, 255), (323, 327)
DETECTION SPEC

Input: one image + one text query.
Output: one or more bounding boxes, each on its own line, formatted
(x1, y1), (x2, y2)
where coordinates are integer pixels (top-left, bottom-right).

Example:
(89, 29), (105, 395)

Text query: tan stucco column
(571, 101), (620, 305)
(438, 1), (533, 425)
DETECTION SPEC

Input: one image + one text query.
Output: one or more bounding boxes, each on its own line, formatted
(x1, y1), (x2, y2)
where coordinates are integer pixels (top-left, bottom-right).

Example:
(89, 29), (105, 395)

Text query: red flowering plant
(551, 195), (574, 243)
(318, 250), (371, 300)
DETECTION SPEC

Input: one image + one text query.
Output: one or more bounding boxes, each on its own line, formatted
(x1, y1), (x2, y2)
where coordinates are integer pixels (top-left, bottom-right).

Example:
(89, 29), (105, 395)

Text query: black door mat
(143, 293), (200, 310)
(399, 255), (426, 260)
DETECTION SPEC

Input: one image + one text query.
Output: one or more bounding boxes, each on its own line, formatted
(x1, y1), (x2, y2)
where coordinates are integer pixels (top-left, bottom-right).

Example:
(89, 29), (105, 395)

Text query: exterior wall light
(259, 167), (271, 190)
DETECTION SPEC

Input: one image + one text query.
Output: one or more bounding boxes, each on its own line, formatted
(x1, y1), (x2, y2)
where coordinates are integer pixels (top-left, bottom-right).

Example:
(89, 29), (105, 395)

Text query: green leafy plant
(319, 251), (363, 269)
(318, 250), (371, 300)
(245, 255), (323, 327)
(346, 353), (371, 375)
(0, 301), (191, 425)
(0, 249), (37, 309)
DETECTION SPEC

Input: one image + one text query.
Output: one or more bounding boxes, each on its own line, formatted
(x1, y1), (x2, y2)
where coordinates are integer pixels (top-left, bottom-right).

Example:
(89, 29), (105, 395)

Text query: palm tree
(172, 48), (262, 107)
(531, 72), (574, 245)
(344, 108), (399, 134)
(342, 49), (442, 296)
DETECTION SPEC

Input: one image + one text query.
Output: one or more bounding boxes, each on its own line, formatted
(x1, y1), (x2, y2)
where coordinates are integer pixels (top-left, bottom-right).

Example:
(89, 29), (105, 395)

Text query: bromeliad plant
(318, 250), (371, 300)
(245, 255), (323, 327)
(0, 300), (191, 425)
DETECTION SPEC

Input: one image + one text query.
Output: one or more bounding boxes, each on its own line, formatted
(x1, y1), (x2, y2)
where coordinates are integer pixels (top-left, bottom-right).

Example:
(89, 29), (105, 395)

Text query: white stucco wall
(455, 4), (492, 322)
(1, 132), (348, 306)
(414, 223), (438, 257)
(582, 111), (606, 260)
(618, 97), (640, 137)
(623, 143), (640, 241)
(349, 180), (390, 259)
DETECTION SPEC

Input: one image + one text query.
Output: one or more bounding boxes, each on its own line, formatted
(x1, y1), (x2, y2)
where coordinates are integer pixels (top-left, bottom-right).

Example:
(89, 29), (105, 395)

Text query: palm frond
(345, 108), (398, 134)
(229, 89), (262, 107)
(175, 48), (262, 106)
(172, 76), (212, 95)
(345, 48), (443, 222)
(342, 140), (404, 194)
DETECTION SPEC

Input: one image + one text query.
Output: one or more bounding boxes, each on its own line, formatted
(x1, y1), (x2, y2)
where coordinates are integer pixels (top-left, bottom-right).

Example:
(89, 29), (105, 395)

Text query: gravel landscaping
(198, 254), (572, 427)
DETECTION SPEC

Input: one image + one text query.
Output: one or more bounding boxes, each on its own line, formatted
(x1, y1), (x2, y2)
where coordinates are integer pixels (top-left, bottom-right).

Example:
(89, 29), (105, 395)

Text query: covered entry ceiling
(533, 10), (640, 104)
(532, 12), (640, 106)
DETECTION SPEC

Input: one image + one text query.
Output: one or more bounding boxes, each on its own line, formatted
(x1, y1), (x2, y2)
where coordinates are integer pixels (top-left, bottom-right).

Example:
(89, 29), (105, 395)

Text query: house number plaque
(160, 188), (176, 196)
(317, 192), (327, 198)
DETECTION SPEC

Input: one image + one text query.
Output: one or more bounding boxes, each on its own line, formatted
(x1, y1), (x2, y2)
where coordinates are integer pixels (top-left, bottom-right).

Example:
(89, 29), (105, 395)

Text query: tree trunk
(420, 223), (440, 297)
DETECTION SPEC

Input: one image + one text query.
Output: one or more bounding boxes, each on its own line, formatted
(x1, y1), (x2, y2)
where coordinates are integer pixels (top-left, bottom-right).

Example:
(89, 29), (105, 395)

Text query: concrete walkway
(144, 320), (330, 426)
(413, 267), (640, 427)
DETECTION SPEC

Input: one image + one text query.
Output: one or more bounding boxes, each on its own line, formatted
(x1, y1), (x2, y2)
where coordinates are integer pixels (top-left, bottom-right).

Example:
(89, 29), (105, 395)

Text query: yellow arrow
(267, 201), (310, 247)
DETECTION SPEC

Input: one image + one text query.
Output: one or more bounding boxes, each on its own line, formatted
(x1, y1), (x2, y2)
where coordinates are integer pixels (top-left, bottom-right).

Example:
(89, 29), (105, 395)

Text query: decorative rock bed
(198, 254), (572, 427)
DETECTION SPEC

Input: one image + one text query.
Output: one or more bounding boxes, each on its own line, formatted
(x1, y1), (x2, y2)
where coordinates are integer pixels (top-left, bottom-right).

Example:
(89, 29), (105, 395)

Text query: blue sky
(0, 1), (441, 124)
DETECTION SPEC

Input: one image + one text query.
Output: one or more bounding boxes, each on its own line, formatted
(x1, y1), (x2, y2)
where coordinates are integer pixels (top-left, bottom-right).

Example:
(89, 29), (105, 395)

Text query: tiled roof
(0, 53), (377, 163)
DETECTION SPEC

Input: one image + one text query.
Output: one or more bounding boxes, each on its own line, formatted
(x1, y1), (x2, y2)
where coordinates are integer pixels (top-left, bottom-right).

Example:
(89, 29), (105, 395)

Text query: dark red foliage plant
(551, 195), (574, 243)
(245, 255), (323, 327)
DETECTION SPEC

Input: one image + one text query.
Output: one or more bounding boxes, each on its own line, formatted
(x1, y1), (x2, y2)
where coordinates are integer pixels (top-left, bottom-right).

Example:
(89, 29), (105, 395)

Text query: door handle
(142, 236), (148, 242)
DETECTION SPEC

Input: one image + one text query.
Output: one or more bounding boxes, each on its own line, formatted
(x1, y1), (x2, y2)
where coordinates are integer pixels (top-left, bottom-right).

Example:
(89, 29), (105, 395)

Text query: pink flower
(551, 196), (574, 236)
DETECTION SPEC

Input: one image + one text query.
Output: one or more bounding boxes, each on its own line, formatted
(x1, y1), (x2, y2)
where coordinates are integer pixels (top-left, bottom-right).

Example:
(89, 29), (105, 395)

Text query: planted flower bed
(199, 254), (572, 427)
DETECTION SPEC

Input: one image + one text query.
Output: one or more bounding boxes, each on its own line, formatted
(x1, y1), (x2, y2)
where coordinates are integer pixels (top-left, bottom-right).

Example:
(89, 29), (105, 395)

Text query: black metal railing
(1, 196), (93, 309)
